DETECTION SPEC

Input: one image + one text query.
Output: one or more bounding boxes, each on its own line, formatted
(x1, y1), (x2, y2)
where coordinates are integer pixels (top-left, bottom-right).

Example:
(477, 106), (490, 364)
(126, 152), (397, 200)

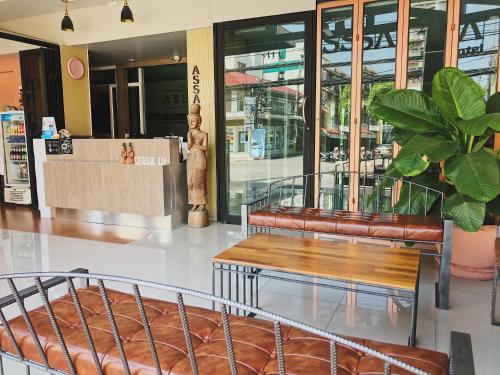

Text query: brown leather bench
(0, 285), (452, 374)
(248, 207), (444, 243)
(243, 203), (453, 310)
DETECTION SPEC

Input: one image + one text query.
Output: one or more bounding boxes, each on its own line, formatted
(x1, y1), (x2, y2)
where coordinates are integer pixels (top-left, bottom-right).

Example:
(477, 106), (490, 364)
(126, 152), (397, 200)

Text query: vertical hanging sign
(192, 65), (200, 104)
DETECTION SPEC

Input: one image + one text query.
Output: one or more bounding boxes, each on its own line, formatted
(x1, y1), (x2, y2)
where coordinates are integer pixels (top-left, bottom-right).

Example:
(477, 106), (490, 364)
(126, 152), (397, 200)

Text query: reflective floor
(0, 223), (497, 374)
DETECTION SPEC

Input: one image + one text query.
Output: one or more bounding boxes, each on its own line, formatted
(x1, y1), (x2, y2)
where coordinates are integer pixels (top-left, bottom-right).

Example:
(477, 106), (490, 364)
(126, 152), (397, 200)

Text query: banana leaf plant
(367, 67), (500, 232)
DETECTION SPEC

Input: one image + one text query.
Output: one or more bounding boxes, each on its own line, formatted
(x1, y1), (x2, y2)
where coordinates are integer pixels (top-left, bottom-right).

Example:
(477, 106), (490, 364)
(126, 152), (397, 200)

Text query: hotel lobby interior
(0, 0), (499, 374)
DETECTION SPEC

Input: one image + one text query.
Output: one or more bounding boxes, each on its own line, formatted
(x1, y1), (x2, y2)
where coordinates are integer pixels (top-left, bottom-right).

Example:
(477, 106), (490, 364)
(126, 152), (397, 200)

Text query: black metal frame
(0, 270), (475, 375)
(213, 259), (421, 347)
(214, 11), (317, 224)
(492, 226), (500, 326)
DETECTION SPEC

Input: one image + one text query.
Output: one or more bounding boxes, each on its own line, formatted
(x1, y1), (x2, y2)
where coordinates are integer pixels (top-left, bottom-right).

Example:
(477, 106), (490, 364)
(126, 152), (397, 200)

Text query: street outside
(226, 154), (392, 214)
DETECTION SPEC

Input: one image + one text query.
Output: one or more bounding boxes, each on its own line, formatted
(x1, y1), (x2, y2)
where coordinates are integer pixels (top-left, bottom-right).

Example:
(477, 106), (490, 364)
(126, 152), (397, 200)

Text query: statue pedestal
(188, 209), (209, 228)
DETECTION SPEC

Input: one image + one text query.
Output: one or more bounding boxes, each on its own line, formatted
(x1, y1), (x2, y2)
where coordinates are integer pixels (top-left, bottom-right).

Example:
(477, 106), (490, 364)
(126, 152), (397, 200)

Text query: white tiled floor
(0, 224), (498, 374)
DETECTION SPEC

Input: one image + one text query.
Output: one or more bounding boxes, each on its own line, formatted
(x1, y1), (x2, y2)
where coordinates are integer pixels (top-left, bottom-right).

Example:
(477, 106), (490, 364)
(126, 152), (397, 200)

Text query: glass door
(316, 0), (408, 211)
(216, 12), (315, 223)
(317, 4), (356, 210)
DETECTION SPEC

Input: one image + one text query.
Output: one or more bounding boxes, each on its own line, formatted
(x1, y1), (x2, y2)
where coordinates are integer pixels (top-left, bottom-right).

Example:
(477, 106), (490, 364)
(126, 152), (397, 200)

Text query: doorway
(215, 12), (316, 223)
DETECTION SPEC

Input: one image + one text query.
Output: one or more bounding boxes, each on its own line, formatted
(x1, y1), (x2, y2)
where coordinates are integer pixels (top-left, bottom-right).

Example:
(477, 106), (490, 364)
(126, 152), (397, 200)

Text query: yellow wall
(60, 45), (92, 136)
(187, 27), (217, 219)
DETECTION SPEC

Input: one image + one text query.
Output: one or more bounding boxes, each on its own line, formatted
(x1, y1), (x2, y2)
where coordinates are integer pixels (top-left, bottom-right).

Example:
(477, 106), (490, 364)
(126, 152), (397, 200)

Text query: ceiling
(0, 0), (118, 22)
(85, 31), (187, 67)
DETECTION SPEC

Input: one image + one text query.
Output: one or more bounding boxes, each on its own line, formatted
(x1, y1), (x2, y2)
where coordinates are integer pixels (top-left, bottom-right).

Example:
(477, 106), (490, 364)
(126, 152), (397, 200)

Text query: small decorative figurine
(187, 103), (209, 227)
(121, 142), (135, 164)
(120, 143), (127, 164)
(125, 142), (135, 164)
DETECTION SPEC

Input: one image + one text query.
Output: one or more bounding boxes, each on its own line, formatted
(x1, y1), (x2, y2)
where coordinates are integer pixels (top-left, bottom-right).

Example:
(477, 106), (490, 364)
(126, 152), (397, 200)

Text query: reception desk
(35, 139), (187, 229)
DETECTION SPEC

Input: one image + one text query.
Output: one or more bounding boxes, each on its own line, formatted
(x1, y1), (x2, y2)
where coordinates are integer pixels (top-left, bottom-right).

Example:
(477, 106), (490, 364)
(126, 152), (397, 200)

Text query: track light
(61, 0), (74, 32)
(121, 0), (134, 23)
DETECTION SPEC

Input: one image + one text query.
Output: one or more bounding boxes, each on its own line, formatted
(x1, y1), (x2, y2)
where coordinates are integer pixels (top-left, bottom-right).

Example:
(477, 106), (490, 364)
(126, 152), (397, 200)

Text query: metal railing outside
(244, 169), (444, 217)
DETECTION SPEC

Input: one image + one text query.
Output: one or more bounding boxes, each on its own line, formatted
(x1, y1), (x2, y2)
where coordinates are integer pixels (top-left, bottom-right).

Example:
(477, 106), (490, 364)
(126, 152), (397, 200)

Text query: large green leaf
(370, 90), (448, 132)
(456, 113), (500, 136)
(444, 150), (500, 202)
(365, 162), (402, 209)
(442, 193), (485, 232)
(432, 68), (486, 122)
(486, 92), (500, 113)
(392, 128), (416, 146)
(394, 148), (431, 176)
(395, 173), (446, 216)
(484, 147), (500, 160)
(472, 129), (495, 152)
(402, 134), (458, 162)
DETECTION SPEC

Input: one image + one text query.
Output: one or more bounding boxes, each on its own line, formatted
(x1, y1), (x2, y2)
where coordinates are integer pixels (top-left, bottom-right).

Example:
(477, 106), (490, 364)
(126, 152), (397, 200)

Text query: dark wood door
(19, 48), (65, 208)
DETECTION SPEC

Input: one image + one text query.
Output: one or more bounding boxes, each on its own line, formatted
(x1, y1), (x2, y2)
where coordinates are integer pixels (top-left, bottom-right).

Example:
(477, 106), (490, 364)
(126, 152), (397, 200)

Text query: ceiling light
(61, 0), (74, 32)
(121, 0), (134, 23)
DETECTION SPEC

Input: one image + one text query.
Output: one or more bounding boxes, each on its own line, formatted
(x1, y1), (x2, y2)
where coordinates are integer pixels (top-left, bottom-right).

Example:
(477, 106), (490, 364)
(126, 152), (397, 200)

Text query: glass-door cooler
(0, 111), (31, 205)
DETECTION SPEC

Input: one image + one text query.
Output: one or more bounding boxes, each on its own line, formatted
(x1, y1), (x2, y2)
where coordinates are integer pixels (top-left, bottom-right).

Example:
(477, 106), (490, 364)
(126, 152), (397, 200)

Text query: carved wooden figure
(125, 142), (135, 164)
(187, 103), (209, 227)
(120, 143), (127, 164)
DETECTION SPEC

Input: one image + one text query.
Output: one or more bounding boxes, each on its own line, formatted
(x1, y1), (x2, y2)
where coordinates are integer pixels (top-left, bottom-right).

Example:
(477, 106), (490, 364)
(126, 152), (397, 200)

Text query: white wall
(0, 38), (38, 55)
(0, 0), (315, 46)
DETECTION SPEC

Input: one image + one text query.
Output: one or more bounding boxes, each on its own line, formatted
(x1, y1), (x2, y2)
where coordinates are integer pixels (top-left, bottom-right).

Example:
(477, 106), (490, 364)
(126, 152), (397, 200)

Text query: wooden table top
(213, 234), (420, 291)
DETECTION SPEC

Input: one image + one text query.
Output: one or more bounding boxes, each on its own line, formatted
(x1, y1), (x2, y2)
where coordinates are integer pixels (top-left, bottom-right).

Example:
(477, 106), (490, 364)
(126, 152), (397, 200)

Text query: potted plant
(368, 67), (500, 280)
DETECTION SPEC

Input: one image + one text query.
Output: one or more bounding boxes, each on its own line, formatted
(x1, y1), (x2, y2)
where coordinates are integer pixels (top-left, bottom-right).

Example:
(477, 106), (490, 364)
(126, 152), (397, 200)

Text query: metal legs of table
(492, 263), (500, 326)
(212, 263), (259, 316)
(409, 262), (421, 347)
(436, 220), (453, 310)
(213, 262), (420, 347)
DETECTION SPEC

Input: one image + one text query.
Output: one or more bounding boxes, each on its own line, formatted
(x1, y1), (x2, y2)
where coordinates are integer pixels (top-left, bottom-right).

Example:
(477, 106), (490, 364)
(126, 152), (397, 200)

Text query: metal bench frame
(492, 226), (500, 326)
(0, 270), (474, 375)
(241, 171), (453, 310)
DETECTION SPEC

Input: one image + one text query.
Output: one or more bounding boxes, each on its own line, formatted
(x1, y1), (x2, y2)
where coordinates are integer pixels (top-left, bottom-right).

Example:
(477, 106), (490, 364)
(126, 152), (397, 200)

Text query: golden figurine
(121, 142), (135, 164)
(125, 142), (135, 164)
(120, 143), (127, 164)
(187, 103), (209, 227)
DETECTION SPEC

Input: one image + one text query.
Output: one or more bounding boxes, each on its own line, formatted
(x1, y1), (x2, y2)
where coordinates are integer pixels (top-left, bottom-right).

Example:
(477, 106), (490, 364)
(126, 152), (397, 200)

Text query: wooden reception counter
(40, 139), (187, 229)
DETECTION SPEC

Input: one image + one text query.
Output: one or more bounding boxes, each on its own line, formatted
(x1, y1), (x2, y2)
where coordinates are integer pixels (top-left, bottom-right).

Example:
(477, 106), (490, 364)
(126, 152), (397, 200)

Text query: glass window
(222, 21), (307, 217)
(143, 64), (188, 138)
(458, 0), (500, 99)
(319, 6), (354, 210)
(360, 0), (399, 210)
(407, 0), (447, 93)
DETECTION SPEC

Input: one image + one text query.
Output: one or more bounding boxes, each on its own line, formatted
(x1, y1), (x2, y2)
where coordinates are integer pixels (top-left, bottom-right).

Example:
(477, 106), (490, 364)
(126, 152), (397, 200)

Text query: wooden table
(213, 233), (421, 346)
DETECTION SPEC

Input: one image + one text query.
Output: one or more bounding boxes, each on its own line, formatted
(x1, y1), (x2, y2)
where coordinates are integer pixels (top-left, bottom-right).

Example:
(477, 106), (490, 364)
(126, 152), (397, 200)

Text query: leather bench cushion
(0, 286), (449, 374)
(249, 206), (444, 242)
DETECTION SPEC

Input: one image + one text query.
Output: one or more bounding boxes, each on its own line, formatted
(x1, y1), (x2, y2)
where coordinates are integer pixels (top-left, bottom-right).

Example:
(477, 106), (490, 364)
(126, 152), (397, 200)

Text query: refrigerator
(0, 111), (31, 205)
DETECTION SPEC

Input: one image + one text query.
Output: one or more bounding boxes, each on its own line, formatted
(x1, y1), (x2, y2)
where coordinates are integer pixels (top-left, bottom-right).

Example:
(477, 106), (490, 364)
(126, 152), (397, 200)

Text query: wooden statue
(187, 103), (209, 227)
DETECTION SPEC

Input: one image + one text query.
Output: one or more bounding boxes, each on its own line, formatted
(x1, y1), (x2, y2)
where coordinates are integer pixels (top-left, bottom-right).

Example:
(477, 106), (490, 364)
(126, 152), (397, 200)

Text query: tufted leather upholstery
(0, 286), (448, 374)
(249, 206), (444, 243)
